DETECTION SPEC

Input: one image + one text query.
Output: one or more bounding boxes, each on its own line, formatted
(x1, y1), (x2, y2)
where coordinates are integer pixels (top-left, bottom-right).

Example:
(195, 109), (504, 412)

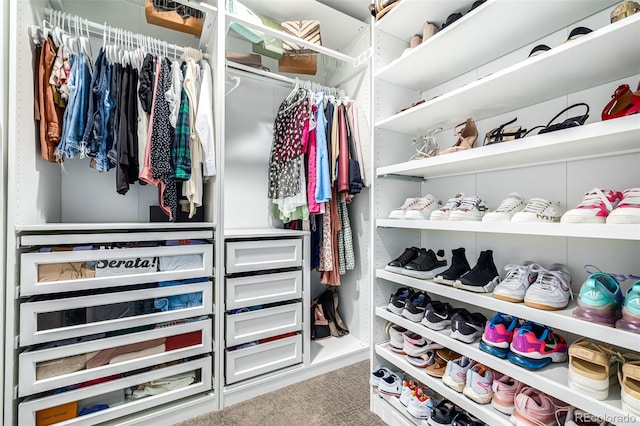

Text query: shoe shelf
(375, 0), (619, 91)
(376, 115), (640, 180)
(375, 343), (512, 426)
(375, 14), (640, 134)
(15, 222), (217, 232)
(372, 393), (424, 426)
(376, 309), (636, 426)
(375, 218), (640, 241)
(376, 269), (640, 352)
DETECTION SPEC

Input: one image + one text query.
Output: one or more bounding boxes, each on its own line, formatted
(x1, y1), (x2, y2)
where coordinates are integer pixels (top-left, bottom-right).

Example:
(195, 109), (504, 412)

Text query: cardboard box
(36, 401), (78, 426)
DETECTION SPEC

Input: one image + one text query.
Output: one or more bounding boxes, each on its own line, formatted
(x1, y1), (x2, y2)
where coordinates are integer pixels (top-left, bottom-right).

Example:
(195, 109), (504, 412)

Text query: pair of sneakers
(389, 194), (442, 220)
(561, 187), (640, 224)
(493, 262), (573, 310)
(483, 192), (564, 223)
(399, 380), (439, 419)
(443, 357), (495, 404)
(386, 247), (449, 280)
(371, 366), (403, 397)
(431, 193), (490, 221)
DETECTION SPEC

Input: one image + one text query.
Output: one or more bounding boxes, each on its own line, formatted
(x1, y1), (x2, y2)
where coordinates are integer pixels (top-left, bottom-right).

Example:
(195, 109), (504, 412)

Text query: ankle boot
(453, 249), (501, 293)
(434, 247), (471, 286)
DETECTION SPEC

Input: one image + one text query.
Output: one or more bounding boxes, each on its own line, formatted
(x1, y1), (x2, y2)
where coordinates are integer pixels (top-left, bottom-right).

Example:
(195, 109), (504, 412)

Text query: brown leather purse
(278, 54), (317, 75)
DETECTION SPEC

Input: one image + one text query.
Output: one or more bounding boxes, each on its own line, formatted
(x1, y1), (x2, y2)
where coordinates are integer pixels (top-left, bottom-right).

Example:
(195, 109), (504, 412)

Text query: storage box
(36, 401), (77, 426)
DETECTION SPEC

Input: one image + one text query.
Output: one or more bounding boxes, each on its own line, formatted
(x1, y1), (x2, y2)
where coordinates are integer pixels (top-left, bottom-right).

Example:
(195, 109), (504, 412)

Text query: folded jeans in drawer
(226, 270), (302, 310)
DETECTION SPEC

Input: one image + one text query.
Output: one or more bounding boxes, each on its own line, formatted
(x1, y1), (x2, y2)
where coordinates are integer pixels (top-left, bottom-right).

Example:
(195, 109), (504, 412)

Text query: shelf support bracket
(378, 174), (425, 182)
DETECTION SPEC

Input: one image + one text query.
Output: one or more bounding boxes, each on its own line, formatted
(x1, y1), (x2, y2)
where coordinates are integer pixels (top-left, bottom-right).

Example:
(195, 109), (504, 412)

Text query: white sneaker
(561, 188), (623, 223)
(399, 379), (419, 406)
(511, 198), (563, 223)
(370, 366), (396, 388)
(430, 193), (465, 220)
(379, 372), (403, 397)
(407, 387), (438, 419)
(405, 195), (442, 220)
(492, 262), (540, 303)
(607, 188), (640, 224)
(483, 193), (526, 222)
(388, 198), (419, 219)
(449, 196), (489, 221)
(442, 357), (475, 392)
(388, 323), (409, 353)
(524, 263), (572, 310)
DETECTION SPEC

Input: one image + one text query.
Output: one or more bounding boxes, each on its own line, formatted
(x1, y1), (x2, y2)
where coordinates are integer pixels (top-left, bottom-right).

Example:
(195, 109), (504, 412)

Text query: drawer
(225, 270), (302, 310)
(225, 334), (302, 384)
(20, 282), (212, 346)
(225, 239), (302, 274)
(21, 243), (213, 296)
(19, 356), (212, 426)
(225, 303), (302, 347)
(19, 319), (211, 397)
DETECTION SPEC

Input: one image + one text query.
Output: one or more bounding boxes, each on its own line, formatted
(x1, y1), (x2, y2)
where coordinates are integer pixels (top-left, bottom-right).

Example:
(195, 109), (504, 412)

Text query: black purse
(526, 103), (590, 136)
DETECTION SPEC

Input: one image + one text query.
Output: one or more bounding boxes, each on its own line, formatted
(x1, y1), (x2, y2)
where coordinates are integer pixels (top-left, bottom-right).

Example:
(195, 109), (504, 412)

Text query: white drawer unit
(18, 319), (212, 396)
(18, 356), (212, 426)
(20, 282), (213, 346)
(20, 243), (214, 296)
(225, 334), (302, 384)
(225, 239), (302, 274)
(225, 270), (302, 310)
(225, 303), (302, 347)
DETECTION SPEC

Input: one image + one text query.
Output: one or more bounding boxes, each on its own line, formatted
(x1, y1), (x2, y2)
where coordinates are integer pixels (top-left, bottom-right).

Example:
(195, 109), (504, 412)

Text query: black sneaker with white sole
(401, 291), (431, 322)
(388, 287), (415, 315)
(421, 301), (460, 330)
(402, 248), (448, 279)
(385, 247), (420, 274)
(453, 249), (501, 293)
(434, 247), (471, 285)
(450, 310), (487, 344)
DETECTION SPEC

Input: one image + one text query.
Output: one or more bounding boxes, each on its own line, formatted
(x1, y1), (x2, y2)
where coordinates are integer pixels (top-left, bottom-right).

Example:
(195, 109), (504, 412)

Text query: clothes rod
(226, 61), (295, 85)
(44, 7), (208, 59)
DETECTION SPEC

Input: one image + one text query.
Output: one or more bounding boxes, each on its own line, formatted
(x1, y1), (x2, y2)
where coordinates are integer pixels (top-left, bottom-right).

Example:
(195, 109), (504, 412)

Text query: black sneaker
(401, 291), (431, 322)
(452, 412), (484, 426)
(429, 400), (460, 426)
(385, 247), (420, 274)
(453, 249), (501, 293)
(421, 301), (461, 331)
(450, 310), (487, 344)
(402, 248), (447, 280)
(434, 247), (471, 286)
(387, 287), (415, 315)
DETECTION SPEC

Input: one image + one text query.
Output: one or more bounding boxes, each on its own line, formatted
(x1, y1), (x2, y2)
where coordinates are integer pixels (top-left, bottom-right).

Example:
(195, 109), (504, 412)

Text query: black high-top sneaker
(385, 247), (420, 274)
(402, 248), (447, 280)
(453, 249), (501, 293)
(434, 247), (471, 286)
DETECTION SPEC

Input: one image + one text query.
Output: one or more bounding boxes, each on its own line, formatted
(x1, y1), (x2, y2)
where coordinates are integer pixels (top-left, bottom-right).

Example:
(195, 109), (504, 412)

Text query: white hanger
(225, 75), (241, 96)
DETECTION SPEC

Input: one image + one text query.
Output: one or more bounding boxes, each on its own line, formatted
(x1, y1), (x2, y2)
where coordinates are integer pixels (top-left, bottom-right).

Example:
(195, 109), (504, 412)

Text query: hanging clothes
(336, 104), (350, 193)
(37, 37), (64, 162)
(314, 93), (331, 204)
(171, 62), (191, 181)
(197, 61), (217, 177)
(180, 58), (203, 218)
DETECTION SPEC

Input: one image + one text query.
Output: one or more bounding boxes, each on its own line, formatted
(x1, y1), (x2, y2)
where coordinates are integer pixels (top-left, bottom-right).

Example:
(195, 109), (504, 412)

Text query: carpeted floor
(174, 360), (386, 426)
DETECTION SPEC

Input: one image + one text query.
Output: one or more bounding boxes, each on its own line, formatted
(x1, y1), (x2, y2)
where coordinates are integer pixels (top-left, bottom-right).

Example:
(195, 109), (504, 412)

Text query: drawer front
(225, 334), (302, 384)
(20, 282), (212, 346)
(225, 239), (302, 273)
(225, 303), (302, 347)
(19, 356), (212, 426)
(225, 270), (302, 310)
(19, 319), (211, 397)
(21, 244), (213, 296)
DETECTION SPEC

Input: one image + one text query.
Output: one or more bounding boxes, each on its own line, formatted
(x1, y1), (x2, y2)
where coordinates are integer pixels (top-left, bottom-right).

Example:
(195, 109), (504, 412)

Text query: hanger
(226, 75), (241, 96)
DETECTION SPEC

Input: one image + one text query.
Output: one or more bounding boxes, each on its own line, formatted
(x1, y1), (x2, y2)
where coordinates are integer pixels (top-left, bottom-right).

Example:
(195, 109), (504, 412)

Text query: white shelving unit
(372, 1), (640, 425)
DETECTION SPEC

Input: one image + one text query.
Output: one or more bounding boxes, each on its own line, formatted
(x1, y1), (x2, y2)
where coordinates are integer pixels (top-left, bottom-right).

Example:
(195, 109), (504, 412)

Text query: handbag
(281, 20), (322, 54)
(484, 117), (527, 145)
(526, 103), (590, 136)
(278, 54), (317, 75)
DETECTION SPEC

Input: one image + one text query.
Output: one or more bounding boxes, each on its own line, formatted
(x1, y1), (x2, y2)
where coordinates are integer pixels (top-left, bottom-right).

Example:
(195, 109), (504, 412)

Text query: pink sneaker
(561, 188), (623, 223)
(491, 375), (524, 415)
(607, 188), (640, 224)
(511, 387), (570, 426)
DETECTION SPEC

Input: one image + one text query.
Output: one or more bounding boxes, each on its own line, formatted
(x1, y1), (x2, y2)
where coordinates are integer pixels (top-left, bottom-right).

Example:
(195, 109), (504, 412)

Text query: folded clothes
(109, 344), (165, 364)
(38, 262), (95, 282)
(164, 331), (202, 351)
(86, 338), (166, 369)
(131, 371), (196, 399)
(36, 351), (100, 380)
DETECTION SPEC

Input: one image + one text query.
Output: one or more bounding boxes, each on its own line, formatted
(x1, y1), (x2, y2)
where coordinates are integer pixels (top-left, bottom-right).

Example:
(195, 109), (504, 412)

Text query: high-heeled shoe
(440, 118), (478, 155)
(602, 82), (640, 120)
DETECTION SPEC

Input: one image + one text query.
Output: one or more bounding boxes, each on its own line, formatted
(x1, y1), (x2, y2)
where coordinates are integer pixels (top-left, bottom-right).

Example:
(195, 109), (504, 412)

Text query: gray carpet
(175, 360), (386, 426)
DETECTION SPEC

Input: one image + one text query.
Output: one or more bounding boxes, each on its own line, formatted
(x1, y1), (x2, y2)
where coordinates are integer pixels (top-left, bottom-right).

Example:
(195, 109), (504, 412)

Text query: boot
(434, 247), (471, 286)
(453, 249), (501, 293)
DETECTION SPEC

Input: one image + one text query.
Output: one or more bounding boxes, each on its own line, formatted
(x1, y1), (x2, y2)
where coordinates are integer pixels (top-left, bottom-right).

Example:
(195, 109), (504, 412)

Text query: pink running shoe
(511, 387), (570, 426)
(561, 188), (623, 223)
(491, 375), (524, 415)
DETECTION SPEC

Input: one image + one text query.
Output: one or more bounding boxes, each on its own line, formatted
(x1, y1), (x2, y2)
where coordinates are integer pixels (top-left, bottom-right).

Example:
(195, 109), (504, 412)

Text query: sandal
(398, 99), (425, 113)
(440, 118), (478, 155)
(568, 338), (618, 400)
(409, 128), (442, 160)
(425, 349), (461, 377)
(611, 1), (640, 23)
(620, 359), (640, 416)
(484, 118), (527, 146)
